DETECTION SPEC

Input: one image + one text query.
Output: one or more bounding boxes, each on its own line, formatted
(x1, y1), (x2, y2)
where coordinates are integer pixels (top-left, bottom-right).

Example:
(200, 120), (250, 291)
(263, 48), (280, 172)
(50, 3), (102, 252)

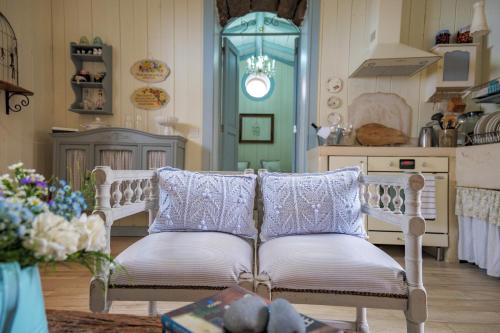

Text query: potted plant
(0, 163), (111, 333)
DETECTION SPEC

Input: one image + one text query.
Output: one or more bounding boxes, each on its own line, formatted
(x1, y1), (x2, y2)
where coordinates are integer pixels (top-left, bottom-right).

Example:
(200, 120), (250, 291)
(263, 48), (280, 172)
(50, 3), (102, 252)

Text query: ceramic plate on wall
(327, 96), (342, 109)
(326, 77), (343, 93)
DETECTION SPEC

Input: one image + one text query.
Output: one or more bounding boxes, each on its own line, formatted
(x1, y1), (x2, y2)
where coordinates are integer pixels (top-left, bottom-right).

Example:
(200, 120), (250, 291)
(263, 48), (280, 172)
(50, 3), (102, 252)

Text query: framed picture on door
(239, 114), (274, 144)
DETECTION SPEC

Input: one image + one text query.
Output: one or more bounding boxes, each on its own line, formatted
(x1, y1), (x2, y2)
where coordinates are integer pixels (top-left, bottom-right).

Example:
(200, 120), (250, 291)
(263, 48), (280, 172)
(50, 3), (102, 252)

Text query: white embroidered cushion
(149, 168), (258, 239)
(259, 167), (365, 241)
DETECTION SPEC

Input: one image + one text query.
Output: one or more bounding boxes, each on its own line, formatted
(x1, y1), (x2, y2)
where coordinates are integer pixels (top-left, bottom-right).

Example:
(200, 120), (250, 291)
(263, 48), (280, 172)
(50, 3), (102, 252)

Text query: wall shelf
(467, 77), (500, 104)
(68, 108), (109, 115)
(69, 42), (112, 115)
(0, 79), (34, 115)
(71, 81), (103, 88)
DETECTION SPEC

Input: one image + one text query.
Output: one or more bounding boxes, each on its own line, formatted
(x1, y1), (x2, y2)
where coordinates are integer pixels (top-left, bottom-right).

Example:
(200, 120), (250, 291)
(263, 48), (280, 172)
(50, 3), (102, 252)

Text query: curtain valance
(456, 187), (500, 226)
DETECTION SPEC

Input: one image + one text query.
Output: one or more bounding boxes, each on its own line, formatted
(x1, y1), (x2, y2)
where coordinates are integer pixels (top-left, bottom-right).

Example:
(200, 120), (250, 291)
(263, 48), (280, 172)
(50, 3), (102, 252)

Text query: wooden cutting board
(348, 93), (412, 137)
(356, 123), (408, 146)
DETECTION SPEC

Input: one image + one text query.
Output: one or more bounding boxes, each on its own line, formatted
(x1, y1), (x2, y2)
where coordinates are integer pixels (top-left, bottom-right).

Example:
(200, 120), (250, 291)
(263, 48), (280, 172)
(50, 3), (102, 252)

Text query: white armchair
(255, 173), (427, 333)
(89, 167), (255, 316)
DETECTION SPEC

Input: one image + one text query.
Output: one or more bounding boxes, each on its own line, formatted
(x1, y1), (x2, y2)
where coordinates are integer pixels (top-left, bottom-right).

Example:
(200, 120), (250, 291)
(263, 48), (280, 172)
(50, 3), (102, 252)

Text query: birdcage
(0, 12), (18, 85)
(0, 12), (33, 115)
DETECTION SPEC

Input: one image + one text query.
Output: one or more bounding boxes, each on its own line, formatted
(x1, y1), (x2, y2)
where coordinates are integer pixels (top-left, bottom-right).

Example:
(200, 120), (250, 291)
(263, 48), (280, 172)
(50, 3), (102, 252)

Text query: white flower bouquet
(0, 163), (111, 271)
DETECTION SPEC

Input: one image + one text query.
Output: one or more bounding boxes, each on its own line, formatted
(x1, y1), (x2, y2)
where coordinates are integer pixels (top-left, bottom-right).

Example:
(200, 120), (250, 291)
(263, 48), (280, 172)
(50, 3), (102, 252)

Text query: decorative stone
(356, 123), (409, 146)
(267, 299), (305, 333)
(223, 296), (268, 333)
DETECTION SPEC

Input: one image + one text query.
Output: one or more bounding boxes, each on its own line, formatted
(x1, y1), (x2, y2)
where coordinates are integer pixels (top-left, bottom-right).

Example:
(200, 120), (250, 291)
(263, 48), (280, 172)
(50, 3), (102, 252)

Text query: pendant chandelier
(246, 54), (276, 78)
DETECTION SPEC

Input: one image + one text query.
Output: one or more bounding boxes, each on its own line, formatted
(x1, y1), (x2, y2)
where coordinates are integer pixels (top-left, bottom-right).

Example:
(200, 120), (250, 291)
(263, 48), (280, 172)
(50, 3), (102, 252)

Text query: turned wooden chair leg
(356, 307), (370, 333)
(406, 319), (424, 333)
(148, 301), (159, 316)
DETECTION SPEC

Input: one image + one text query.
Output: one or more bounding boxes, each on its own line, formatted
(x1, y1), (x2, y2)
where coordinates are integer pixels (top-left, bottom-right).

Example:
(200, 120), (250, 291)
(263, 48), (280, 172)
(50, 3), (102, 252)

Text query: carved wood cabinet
(52, 128), (186, 190)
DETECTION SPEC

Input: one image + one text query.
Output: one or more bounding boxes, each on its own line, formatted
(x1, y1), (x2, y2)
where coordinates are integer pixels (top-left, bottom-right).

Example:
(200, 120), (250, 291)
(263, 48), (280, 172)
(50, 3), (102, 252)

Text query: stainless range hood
(350, 0), (440, 78)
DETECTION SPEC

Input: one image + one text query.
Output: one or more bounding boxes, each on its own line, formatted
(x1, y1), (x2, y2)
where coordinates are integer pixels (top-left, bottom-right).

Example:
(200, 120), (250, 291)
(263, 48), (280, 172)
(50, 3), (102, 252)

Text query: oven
(327, 155), (449, 250)
(366, 157), (449, 249)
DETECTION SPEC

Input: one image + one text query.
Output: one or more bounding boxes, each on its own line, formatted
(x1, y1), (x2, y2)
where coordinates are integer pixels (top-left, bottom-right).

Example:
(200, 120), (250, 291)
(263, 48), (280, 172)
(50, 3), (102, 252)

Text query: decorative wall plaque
(131, 87), (169, 110)
(131, 59), (170, 83)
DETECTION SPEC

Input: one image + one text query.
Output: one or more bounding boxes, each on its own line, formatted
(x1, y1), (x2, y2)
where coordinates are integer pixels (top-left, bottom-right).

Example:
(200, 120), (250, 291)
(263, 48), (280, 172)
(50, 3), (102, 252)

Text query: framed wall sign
(131, 59), (170, 83)
(131, 87), (169, 110)
(239, 114), (274, 144)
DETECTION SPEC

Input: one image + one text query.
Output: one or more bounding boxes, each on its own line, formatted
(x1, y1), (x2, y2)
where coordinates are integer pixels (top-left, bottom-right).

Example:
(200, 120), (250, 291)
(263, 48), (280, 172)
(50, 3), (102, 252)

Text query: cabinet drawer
(367, 156), (448, 172)
(368, 231), (448, 247)
(328, 156), (367, 172)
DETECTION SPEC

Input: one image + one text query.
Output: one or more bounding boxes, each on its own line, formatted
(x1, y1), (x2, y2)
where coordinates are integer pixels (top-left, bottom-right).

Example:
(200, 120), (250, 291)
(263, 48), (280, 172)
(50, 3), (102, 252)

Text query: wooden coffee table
(46, 309), (162, 332)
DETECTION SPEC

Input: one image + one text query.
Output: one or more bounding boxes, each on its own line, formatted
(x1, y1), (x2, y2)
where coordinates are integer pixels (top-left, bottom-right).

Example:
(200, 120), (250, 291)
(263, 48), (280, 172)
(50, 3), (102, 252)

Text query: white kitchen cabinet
(328, 156), (367, 173)
(424, 43), (478, 102)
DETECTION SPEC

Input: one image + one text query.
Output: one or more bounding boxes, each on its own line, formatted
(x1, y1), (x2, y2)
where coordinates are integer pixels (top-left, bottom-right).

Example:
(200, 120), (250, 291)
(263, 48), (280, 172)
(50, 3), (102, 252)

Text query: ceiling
(223, 12), (299, 64)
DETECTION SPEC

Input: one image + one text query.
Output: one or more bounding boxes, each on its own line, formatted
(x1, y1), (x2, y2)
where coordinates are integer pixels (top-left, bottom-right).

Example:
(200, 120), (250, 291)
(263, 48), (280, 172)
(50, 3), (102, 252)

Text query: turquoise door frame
(220, 37), (240, 171)
(202, 0), (320, 172)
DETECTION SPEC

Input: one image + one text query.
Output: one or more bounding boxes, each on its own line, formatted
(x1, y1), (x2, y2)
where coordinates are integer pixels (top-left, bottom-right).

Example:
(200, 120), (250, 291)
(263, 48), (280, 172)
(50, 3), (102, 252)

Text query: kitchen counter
(315, 145), (456, 157)
(308, 145), (456, 174)
(456, 143), (500, 190)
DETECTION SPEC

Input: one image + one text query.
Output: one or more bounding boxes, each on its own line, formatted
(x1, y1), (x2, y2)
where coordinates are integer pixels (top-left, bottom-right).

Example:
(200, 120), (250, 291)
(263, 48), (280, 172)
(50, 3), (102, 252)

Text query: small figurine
(93, 36), (104, 45)
(78, 69), (91, 82)
(93, 72), (106, 83)
(73, 74), (88, 83)
(76, 49), (81, 54)
(79, 36), (90, 45)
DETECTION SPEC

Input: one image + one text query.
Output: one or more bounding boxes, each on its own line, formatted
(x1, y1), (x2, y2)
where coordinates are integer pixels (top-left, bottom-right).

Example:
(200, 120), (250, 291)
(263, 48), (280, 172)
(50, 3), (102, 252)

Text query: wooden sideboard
(308, 146), (458, 262)
(52, 128), (186, 235)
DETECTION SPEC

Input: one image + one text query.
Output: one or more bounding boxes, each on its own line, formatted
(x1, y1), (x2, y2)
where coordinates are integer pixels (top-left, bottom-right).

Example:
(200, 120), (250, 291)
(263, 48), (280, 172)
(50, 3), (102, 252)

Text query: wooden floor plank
(40, 238), (500, 333)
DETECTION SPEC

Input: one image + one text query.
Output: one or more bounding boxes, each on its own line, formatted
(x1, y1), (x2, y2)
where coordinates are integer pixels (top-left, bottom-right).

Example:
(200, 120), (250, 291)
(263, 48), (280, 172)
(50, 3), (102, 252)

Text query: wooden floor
(41, 237), (500, 333)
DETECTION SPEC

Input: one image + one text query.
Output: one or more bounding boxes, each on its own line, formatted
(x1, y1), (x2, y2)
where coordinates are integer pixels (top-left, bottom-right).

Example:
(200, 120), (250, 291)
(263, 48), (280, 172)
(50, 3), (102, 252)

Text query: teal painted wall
(238, 60), (294, 172)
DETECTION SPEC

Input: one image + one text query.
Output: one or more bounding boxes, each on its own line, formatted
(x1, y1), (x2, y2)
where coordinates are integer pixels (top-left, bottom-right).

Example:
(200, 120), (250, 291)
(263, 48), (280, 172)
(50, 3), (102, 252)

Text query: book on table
(161, 286), (338, 333)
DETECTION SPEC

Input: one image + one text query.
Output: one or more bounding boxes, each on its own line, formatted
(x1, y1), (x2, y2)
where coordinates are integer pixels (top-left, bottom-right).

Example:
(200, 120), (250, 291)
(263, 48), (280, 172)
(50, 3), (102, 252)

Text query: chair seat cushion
(258, 234), (408, 297)
(110, 232), (253, 287)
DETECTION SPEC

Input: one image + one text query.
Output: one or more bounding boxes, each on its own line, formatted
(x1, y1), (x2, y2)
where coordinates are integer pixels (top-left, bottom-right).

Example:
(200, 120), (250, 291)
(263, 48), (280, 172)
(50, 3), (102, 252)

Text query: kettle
(418, 126), (435, 147)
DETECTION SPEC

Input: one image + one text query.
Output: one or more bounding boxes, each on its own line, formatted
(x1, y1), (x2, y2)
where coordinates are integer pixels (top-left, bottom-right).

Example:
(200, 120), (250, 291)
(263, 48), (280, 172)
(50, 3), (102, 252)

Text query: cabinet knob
(389, 162), (395, 167)
(422, 162), (428, 167)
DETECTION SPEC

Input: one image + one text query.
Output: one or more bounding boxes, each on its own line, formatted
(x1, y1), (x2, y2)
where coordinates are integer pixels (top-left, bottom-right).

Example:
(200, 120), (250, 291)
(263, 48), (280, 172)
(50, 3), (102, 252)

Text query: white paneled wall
(317, 0), (477, 138)
(0, 0), (53, 174)
(1, 0), (494, 174)
(51, 0), (204, 170)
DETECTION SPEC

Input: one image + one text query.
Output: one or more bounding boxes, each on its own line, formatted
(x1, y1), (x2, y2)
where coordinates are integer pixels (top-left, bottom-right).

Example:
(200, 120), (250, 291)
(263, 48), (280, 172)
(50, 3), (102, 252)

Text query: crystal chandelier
(246, 55), (276, 78)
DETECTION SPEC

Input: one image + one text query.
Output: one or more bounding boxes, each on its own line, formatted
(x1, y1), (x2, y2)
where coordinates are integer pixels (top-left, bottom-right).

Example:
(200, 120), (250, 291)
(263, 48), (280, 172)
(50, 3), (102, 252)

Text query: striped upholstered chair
(89, 168), (255, 316)
(254, 169), (427, 333)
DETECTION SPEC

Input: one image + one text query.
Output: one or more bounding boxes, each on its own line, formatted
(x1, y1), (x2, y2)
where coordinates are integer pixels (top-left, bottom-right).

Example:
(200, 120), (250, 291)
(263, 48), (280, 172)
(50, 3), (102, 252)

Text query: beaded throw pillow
(149, 168), (258, 239)
(259, 167), (365, 241)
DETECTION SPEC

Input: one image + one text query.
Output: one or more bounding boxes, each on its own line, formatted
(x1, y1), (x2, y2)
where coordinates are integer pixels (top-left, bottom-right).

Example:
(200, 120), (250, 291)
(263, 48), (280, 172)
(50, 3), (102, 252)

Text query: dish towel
(421, 175), (436, 220)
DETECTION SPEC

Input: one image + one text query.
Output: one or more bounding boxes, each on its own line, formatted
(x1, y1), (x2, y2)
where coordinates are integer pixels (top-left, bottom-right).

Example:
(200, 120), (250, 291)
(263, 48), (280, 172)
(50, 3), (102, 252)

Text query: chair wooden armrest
(359, 173), (427, 331)
(89, 166), (157, 312)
